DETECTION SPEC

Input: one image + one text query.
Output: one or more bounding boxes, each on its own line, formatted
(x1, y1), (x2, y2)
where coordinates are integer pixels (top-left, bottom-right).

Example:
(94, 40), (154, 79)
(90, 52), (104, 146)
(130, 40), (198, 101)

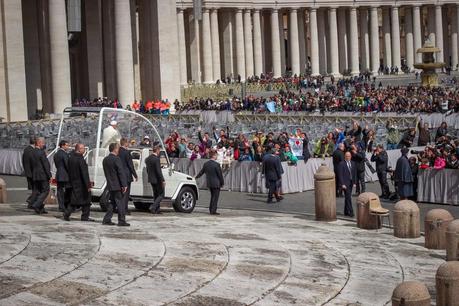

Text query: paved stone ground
(0, 202), (447, 306)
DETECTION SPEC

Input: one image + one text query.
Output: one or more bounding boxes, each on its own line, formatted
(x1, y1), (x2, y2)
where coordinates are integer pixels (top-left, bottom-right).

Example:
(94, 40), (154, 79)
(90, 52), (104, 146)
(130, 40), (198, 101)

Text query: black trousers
(26, 177), (37, 205)
(150, 183), (164, 213)
(209, 188), (220, 214)
(334, 170), (342, 196)
(103, 191), (125, 224)
(122, 182), (131, 212)
(267, 180), (278, 201)
(32, 180), (50, 211)
(377, 170), (390, 197)
(56, 182), (70, 211)
(355, 171), (366, 194)
(343, 182), (354, 216)
(64, 204), (91, 221)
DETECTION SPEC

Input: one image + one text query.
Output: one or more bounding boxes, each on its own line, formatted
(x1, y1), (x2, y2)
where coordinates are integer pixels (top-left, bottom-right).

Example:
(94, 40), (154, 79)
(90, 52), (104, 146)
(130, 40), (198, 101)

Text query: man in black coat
(332, 143), (345, 197)
(371, 144), (390, 199)
(119, 138), (138, 215)
(31, 137), (51, 214)
(195, 150), (224, 215)
(338, 152), (357, 217)
(53, 140), (70, 211)
(262, 148), (283, 203)
(351, 144), (366, 195)
(394, 147), (414, 200)
(145, 145), (165, 214)
(64, 144), (93, 221)
(22, 137), (36, 208)
(102, 143), (129, 226)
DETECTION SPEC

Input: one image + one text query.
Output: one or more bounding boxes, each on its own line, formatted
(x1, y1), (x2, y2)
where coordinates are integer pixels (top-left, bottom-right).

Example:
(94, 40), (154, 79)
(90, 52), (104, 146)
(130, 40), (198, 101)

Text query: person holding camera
(371, 144), (390, 199)
(351, 144), (366, 195)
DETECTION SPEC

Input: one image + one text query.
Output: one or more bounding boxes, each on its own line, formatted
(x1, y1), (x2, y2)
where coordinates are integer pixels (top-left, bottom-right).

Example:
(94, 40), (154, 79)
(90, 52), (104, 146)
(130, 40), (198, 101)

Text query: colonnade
(177, 4), (459, 84)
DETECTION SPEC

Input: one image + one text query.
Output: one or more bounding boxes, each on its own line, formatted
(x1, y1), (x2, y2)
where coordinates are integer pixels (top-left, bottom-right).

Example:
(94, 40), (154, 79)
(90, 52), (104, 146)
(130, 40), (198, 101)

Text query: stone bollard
(314, 164), (336, 221)
(391, 281), (431, 306)
(357, 192), (381, 230)
(436, 261), (459, 306)
(0, 177), (7, 203)
(425, 209), (454, 249)
(446, 220), (459, 261)
(393, 200), (421, 238)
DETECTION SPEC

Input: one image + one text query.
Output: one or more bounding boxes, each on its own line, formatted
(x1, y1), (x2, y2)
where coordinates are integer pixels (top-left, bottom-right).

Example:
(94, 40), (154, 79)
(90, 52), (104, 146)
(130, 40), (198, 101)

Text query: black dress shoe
(102, 221), (116, 226)
(126, 211), (131, 215)
(151, 210), (162, 215)
(27, 204), (33, 209)
(63, 216), (70, 221)
(40, 209), (48, 214)
(117, 222), (130, 227)
(81, 218), (96, 222)
(210, 212), (220, 215)
(276, 196), (284, 202)
(266, 199), (274, 204)
(33, 207), (41, 214)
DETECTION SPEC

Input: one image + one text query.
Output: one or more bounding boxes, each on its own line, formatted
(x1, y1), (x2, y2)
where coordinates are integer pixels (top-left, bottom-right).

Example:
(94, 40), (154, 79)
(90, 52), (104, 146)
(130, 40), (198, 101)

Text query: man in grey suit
(145, 146), (165, 214)
(195, 150), (224, 215)
(102, 143), (129, 226)
(31, 137), (51, 214)
(53, 140), (70, 211)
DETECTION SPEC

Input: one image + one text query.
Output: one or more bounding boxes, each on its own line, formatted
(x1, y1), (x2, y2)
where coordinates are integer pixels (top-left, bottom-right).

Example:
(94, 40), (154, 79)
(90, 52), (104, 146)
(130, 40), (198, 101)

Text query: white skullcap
(110, 120), (117, 126)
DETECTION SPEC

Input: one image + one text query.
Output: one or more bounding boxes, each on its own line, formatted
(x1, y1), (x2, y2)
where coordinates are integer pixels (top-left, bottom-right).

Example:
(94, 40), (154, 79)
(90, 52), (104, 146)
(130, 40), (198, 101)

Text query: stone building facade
(0, 0), (458, 121)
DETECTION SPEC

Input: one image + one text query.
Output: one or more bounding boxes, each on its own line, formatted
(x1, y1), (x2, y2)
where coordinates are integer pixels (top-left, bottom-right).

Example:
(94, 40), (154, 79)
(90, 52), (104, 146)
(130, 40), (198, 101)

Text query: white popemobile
(49, 107), (198, 213)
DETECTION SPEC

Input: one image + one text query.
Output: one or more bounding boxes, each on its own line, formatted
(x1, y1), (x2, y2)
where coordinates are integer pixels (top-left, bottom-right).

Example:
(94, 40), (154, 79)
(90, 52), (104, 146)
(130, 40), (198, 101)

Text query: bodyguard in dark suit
(195, 150), (224, 215)
(332, 143), (345, 197)
(370, 144), (390, 198)
(22, 137), (36, 208)
(351, 144), (366, 194)
(64, 144), (93, 221)
(119, 138), (138, 215)
(262, 149), (283, 203)
(145, 146), (165, 214)
(31, 137), (51, 214)
(102, 143), (129, 226)
(53, 140), (70, 211)
(338, 152), (357, 217)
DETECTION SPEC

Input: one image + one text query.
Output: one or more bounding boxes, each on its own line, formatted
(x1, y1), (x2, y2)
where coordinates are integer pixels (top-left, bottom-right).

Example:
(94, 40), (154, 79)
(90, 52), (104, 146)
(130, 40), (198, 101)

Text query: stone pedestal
(314, 165), (336, 221)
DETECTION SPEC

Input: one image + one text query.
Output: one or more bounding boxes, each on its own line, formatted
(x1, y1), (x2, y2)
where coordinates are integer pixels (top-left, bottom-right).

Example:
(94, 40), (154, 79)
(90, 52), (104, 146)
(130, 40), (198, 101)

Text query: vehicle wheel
(174, 187), (196, 213)
(133, 202), (150, 211)
(99, 188), (109, 212)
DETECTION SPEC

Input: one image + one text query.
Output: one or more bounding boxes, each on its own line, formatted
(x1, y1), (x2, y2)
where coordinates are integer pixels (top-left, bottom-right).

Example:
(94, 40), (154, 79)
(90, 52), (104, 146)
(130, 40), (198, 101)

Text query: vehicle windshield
(52, 107), (166, 189)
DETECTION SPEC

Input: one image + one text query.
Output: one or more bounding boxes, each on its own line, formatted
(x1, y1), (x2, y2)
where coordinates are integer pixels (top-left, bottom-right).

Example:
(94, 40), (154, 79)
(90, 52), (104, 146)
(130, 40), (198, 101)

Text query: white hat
(110, 120), (117, 126)
(144, 135), (150, 139)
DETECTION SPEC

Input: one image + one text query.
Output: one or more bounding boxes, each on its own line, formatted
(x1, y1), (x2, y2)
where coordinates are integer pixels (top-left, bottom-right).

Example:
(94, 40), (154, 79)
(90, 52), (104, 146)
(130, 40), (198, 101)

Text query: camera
(410, 150), (423, 155)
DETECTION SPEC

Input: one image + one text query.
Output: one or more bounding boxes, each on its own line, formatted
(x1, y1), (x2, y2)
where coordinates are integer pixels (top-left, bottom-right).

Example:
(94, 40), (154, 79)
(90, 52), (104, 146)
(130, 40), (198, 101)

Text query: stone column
(210, 9), (221, 81)
(309, 8), (320, 76)
(328, 8), (340, 77)
(370, 6), (380, 74)
(49, 0), (72, 113)
(279, 11), (286, 74)
(452, 5), (459, 70)
(413, 5), (422, 64)
(349, 7), (359, 75)
(317, 9), (327, 74)
(298, 10), (307, 73)
(405, 7), (414, 71)
(177, 9), (187, 85)
(253, 9), (263, 76)
(201, 9), (213, 83)
(337, 8), (348, 73)
(289, 9), (300, 75)
(0, 0), (28, 121)
(114, 0), (135, 105)
(435, 5), (444, 63)
(85, 0), (104, 99)
(271, 9), (282, 78)
(360, 8), (370, 71)
(244, 10), (254, 78)
(221, 11), (234, 79)
(235, 9), (246, 80)
(382, 8), (392, 68)
(391, 6), (402, 72)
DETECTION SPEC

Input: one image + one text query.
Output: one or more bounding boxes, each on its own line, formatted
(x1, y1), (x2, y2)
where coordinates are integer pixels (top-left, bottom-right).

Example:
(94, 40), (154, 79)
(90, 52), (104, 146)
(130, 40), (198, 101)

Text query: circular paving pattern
(0, 205), (445, 305)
